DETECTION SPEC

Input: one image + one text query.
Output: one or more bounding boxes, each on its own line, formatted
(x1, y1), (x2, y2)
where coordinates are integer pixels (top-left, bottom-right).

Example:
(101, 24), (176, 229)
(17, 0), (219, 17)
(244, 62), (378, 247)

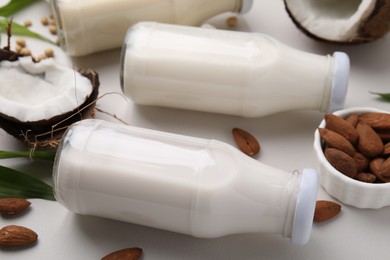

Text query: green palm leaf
(0, 0), (42, 17)
(0, 165), (55, 200)
(0, 17), (55, 44)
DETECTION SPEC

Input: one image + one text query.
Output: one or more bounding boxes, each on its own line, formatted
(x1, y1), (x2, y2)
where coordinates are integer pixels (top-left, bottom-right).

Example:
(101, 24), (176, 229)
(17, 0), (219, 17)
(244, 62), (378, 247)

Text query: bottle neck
(191, 150), (304, 239)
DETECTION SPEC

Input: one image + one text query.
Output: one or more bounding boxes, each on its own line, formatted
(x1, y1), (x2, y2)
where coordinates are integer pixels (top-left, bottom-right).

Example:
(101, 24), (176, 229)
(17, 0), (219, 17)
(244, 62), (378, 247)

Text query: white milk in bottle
(53, 119), (319, 244)
(50, 0), (253, 56)
(120, 22), (350, 117)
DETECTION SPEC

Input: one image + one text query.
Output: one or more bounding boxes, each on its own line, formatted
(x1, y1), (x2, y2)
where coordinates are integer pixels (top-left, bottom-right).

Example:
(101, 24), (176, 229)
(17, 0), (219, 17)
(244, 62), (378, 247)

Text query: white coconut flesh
(0, 57), (93, 122)
(285, 0), (377, 41)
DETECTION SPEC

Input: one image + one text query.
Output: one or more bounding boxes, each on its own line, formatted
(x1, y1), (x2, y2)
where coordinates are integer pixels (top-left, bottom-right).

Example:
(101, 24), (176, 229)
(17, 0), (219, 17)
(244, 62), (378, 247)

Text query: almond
(313, 200), (342, 222)
(232, 128), (260, 156)
(377, 129), (390, 142)
(325, 114), (359, 144)
(359, 112), (390, 130)
(356, 172), (376, 183)
(352, 152), (370, 172)
(369, 157), (385, 176)
(356, 122), (384, 157)
(319, 128), (355, 157)
(324, 148), (358, 178)
(379, 157), (390, 177)
(0, 225), (38, 247)
(0, 198), (31, 215)
(369, 158), (390, 182)
(102, 247), (143, 260)
(345, 113), (359, 127)
(384, 142), (390, 156)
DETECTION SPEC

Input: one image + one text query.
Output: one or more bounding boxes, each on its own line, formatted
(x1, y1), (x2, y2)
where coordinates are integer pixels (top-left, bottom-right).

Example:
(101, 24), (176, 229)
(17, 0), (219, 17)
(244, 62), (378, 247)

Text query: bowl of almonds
(314, 107), (390, 209)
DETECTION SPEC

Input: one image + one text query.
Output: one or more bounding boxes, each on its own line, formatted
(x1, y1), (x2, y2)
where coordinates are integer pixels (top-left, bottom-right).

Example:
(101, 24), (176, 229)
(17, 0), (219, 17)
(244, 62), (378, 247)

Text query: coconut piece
(284, 0), (390, 43)
(0, 57), (99, 148)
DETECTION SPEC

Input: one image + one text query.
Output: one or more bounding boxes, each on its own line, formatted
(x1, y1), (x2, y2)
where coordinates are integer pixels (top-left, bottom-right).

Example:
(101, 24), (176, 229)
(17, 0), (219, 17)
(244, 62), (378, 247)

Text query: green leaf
(0, 0), (42, 17)
(0, 165), (55, 200)
(370, 91), (390, 101)
(0, 17), (55, 44)
(0, 150), (56, 160)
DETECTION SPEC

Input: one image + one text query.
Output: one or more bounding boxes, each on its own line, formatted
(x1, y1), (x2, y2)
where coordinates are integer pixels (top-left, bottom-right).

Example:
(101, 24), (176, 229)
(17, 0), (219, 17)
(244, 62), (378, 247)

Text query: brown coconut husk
(284, 0), (390, 44)
(0, 69), (100, 149)
(0, 20), (100, 149)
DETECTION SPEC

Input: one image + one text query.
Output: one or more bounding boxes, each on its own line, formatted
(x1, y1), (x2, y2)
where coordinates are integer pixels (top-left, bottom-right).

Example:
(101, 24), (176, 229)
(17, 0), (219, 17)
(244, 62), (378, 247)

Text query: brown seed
(359, 112), (390, 130)
(44, 48), (54, 58)
(325, 114), (359, 144)
(324, 148), (358, 178)
(23, 20), (32, 27)
(226, 16), (238, 27)
(20, 48), (31, 56)
(232, 128), (260, 156)
(0, 225), (38, 247)
(313, 200), (342, 222)
(49, 25), (57, 35)
(102, 247), (143, 260)
(356, 172), (376, 183)
(345, 113), (359, 127)
(319, 128), (355, 157)
(15, 38), (26, 47)
(0, 198), (31, 215)
(356, 122), (384, 157)
(352, 152), (370, 172)
(41, 16), (49, 26)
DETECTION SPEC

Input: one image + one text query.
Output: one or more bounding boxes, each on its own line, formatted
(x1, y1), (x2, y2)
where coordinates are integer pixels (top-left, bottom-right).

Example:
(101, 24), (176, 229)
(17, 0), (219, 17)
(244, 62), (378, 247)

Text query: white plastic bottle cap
(291, 168), (319, 245)
(328, 52), (350, 113)
(240, 0), (254, 13)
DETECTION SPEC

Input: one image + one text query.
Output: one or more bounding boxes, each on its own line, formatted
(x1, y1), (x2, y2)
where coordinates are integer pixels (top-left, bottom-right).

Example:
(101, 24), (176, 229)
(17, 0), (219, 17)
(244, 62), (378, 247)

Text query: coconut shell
(284, 0), (390, 44)
(0, 68), (100, 149)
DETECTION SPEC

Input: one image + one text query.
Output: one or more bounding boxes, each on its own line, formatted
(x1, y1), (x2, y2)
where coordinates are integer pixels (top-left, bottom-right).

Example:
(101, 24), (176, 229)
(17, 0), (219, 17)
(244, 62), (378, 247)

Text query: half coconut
(0, 48), (99, 149)
(284, 0), (390, 43)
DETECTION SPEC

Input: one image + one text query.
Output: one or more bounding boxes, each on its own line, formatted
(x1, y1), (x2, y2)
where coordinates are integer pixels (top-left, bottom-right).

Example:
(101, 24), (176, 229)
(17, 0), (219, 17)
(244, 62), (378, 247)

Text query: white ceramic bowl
(314, 107), (390, 209)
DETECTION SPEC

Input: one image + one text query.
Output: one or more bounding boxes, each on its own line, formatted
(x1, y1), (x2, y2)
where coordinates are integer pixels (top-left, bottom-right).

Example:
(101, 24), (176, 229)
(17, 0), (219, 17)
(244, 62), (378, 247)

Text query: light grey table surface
(1, 1), (390, 259)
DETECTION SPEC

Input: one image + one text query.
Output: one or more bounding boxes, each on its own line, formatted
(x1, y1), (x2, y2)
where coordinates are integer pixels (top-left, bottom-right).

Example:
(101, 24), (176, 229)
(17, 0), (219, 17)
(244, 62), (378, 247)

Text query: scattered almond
(0, 225), (38, 247)
(0, 198), (31, 215)
(313, 200), (341, 222)
(102, 247), (143, 260)
(232, 128), (260, 156)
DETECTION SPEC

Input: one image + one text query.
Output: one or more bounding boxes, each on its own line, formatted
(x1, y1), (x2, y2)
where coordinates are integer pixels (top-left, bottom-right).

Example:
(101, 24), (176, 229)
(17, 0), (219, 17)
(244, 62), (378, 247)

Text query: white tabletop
(1, 1), (390, 259)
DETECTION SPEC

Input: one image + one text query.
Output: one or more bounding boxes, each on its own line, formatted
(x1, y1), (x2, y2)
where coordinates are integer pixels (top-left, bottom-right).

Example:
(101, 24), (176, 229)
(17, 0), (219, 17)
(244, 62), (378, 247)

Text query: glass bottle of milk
(50, 0), (253, 56)
(53, 119), (319, 245)
(120, 22), (350, 117)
